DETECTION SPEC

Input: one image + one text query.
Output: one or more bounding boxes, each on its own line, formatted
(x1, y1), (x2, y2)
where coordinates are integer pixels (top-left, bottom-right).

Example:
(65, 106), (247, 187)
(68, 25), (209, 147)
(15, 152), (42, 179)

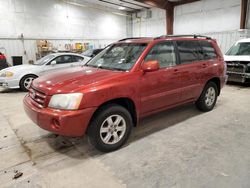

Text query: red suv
(24, 35), (227, 152)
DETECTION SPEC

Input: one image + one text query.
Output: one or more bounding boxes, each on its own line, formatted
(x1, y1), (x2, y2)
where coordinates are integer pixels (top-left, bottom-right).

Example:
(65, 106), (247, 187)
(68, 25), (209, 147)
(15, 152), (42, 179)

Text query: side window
(72, 56), (84, 62)
(144, 42), (176, 68)
(176, 41), (201, 64)
(200, 41), (217, 60)
(53, 55), (72, 64)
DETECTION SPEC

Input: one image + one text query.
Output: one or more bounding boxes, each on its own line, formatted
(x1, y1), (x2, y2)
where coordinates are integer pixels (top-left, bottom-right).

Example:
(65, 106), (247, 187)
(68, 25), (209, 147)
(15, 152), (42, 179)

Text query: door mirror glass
(142, 60), (160, 72)
(51, 60), (56, 65)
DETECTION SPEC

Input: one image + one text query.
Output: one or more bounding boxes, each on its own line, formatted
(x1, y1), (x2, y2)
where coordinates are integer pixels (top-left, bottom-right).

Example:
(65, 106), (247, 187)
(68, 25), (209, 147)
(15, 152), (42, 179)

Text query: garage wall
(0, 0), (128, 64)
(131, 0), (249, 53)
(174, 0), (241, 34)
(132, 8), (166, 37)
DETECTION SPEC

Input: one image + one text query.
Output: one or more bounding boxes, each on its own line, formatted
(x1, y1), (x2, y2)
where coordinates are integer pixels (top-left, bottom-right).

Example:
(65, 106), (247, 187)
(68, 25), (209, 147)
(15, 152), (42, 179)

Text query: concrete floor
(0, 85), (249, 188)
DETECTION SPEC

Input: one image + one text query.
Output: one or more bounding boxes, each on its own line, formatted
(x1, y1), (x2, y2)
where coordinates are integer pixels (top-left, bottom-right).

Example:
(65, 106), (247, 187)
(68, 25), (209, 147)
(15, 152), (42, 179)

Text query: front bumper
(0, 77), (20, 89)
(23, 95), (97, 137)
(227, 71), (250, 83)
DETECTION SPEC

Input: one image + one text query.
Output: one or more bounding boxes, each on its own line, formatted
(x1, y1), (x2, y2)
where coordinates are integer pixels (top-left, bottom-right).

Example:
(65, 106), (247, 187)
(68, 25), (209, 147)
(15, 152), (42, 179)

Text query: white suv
(224, 38), (250, 83)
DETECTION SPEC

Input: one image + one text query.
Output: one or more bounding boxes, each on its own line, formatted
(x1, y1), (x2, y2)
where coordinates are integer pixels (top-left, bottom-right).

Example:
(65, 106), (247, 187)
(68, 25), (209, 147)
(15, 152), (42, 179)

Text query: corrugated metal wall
(1, 30), (249, 65)
(203, 29), (250, 53)
(0, 39), (116, 65)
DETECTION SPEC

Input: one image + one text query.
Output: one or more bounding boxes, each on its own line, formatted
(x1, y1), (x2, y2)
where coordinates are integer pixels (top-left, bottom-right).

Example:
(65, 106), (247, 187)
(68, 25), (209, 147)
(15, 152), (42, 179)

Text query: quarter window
(176, 41), (202, 64)
(145, 42), (176, 68)
(200, 41), (217, 60)
(53, 55), (72, 64)
(72, 56), (84, 62)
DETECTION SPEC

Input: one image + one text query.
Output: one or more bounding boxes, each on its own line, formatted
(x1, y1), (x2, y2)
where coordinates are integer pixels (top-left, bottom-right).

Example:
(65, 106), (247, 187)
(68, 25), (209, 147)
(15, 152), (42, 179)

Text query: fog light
(2, 83), (8, 87)
(52, 119), (61, 129)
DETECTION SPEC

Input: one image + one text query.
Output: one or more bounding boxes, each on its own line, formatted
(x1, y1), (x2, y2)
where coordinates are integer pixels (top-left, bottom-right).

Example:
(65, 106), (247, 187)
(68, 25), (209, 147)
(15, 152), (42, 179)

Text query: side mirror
(51, 60), (56, 65)
(142, 60), (160, 72)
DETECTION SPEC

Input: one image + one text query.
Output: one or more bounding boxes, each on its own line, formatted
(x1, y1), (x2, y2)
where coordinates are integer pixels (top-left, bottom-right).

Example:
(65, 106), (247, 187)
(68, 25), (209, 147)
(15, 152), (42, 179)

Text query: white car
(0, 53), (90, 91)
(224, 38), (250, 83)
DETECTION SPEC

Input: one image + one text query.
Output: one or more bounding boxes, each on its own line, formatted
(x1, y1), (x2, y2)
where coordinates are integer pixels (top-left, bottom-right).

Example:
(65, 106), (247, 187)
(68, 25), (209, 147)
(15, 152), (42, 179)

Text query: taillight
(0, 55), (6, 60)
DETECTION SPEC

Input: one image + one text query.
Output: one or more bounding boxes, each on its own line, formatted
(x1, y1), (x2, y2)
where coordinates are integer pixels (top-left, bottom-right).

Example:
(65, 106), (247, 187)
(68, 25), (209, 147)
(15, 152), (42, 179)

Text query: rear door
(175, 40), (213, 102)
(139, 41), (181, 115)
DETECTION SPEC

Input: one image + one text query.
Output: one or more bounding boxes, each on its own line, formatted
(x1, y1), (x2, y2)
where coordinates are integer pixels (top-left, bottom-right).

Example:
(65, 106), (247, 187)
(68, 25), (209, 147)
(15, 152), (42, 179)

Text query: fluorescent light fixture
(61, 0), (86, 7)
(118, 6), (126, 10)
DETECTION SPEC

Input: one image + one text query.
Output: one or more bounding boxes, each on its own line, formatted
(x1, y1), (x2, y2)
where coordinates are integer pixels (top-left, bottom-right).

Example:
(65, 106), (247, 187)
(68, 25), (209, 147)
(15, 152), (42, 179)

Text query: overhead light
(118, 6), (126, 10)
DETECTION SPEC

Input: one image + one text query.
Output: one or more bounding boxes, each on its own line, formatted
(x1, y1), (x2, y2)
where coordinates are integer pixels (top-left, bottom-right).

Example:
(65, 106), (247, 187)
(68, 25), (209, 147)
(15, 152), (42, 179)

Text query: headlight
(48, 93), (83, 110)
(0, 71), (14, 77)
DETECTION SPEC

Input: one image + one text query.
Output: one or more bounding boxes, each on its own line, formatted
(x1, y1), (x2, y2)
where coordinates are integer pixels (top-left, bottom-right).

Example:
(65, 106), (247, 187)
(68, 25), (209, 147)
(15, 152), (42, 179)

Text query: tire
(195, 82), (218, 112)
(87, 104), (133, 152)
(20, 75), (37, 92)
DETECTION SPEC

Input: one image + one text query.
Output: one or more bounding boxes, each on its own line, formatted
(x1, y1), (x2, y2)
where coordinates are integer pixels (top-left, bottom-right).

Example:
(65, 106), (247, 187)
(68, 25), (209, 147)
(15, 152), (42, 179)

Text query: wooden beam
(240, 0), (248, 29)
(166, 5), (174, 35)
(172, 0), (201, 6)
(134, 0), (172, 10)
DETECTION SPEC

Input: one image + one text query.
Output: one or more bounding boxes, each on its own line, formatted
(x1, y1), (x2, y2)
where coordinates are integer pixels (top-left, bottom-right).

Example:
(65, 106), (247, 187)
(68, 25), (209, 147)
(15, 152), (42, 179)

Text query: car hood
(32, 66), (124, 95)
(0, 64), (38, 73)
(224, 55), (250, 62)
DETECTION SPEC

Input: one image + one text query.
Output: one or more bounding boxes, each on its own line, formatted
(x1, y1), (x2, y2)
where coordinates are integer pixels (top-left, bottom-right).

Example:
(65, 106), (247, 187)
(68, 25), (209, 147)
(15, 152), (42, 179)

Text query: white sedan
(0, 53), (90, 91)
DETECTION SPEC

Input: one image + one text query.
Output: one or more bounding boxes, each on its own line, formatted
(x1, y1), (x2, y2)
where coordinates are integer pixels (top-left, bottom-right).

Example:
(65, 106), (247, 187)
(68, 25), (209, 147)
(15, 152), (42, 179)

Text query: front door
(139, 42), (181, 115)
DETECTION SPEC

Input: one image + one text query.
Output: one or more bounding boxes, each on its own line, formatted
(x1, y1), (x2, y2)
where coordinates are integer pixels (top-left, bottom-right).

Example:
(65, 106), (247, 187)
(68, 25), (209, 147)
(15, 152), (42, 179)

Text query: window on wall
(144, 42), (176, 68)
(176, 40), (202, 64)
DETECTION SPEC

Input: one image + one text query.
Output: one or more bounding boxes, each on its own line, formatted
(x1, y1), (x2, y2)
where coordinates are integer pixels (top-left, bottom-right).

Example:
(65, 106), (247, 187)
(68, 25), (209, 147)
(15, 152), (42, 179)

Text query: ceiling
(65, 0), (194, 12)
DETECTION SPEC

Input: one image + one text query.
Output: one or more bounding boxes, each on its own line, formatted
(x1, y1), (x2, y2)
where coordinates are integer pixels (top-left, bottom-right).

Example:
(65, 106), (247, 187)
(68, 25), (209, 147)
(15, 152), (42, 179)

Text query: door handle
(173, 69), (179, 74)
(202, 63), (208, 68)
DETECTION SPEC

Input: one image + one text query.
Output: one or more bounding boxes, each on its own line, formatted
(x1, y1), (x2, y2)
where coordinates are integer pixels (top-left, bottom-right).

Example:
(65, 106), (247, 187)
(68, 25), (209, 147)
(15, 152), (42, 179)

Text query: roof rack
(118, 37), (151, 42)
(154, 35), (212, 40)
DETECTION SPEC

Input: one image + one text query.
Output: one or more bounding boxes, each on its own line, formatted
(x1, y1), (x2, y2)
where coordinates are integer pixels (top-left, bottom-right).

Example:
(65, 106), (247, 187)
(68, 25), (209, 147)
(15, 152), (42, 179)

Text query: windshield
(86, 43), (147, 71)
(82, 49), (93, 57)
(34, 54), (56, 65)
(226, 42), (250, 56)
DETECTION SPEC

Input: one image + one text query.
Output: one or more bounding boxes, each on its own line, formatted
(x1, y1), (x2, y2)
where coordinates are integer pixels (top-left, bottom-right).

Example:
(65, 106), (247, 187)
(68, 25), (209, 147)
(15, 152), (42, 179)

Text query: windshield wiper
(85, 64), (125, 71)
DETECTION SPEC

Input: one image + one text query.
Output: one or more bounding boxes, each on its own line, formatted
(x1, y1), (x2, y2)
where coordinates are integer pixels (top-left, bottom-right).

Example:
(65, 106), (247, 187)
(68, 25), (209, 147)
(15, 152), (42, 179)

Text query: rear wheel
(195, 82), (218, 112)
(87, 104), (133, 152)
(20, 75), (37, 92)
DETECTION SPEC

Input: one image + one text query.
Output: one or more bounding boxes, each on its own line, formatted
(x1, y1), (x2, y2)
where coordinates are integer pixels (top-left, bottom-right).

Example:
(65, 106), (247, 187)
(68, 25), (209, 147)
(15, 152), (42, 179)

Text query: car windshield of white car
(226, 42), (250, 56)
(86, 43), (147, 71)
(34, 54), (56, 65)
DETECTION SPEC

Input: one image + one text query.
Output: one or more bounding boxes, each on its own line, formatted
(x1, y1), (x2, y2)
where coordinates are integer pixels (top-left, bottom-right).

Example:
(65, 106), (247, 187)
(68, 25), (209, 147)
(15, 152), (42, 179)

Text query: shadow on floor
(226, 82), (250, 88)
(41, 103), (203, 159)
(0, 88), (24, 93)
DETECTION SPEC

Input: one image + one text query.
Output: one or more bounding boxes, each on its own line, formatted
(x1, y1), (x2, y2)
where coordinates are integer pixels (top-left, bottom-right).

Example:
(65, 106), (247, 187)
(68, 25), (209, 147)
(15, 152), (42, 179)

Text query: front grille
(227, 66), (245, 73)
(226, 61), (248, 73)
(29, 87), (46, 107)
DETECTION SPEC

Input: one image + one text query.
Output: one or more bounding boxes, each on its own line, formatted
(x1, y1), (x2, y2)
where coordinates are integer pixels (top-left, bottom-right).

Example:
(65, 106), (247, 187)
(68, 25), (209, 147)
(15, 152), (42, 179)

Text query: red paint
(24, 37), (227, 137)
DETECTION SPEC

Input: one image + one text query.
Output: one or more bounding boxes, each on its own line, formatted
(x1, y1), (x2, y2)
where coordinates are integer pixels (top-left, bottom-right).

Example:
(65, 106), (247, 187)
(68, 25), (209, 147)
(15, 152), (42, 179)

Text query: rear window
(177, 40), (217, 64)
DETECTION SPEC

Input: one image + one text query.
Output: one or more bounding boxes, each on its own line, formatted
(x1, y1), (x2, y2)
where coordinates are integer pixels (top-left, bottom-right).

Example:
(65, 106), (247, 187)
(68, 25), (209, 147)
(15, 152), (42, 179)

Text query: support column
(166, 6), (174, 35)
(240, 0), (248, 29)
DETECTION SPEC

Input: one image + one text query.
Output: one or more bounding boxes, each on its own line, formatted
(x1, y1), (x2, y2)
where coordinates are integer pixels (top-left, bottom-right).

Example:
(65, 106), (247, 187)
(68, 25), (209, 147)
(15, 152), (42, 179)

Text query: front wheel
(195, 82), (218, 112)
(87, 104), (133, 152)
(20, 75), (37, 92)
